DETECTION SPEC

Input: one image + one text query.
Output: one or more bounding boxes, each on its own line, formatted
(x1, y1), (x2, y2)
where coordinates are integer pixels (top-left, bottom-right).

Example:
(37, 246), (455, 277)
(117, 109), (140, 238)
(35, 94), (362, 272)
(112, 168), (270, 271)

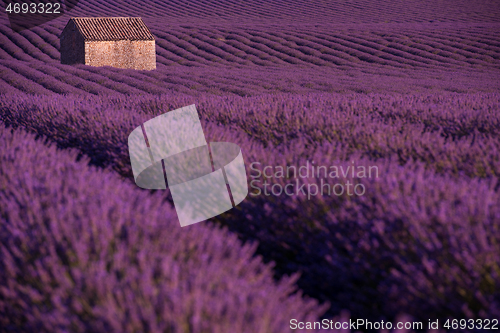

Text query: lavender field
(1, 0), (500, 332)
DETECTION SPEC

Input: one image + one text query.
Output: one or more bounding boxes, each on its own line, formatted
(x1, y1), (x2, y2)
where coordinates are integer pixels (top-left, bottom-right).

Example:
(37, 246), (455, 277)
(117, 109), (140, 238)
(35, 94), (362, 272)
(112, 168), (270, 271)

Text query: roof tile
(70, 17), (155, 41)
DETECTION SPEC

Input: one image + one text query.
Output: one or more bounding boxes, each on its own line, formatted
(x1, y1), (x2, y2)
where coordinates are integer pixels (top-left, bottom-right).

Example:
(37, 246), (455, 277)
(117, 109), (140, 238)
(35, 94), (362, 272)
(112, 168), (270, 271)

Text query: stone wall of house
(60, 21), (85, 65)
(84, 40), (156, 70)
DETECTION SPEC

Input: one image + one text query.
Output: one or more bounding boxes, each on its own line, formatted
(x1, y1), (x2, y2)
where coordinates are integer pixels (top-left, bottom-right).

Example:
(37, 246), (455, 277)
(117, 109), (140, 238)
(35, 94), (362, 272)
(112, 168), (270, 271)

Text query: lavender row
(1, 92), (497, 179)
(0, 93), (498, 321)
(230, 143), (500, 320)
(0, 123), (325, 332)
(34, 0), (500, 25)
(4, 19), (500, 70)
(0, 60), (83, 94)
(197, 92), (500, 178)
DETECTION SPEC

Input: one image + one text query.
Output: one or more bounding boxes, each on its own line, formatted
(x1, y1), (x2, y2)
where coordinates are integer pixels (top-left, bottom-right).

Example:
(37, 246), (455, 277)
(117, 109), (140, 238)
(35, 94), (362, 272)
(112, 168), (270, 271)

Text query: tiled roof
(70, 17), (155, 41)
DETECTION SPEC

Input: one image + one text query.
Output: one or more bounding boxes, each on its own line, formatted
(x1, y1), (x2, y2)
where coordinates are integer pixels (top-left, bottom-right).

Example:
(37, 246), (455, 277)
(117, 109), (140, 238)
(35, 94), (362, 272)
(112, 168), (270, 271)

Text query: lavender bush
(1, 0), (500, 328)
(0, 123), (326, 332)
(1, 93), (498, 322)
(3, 93), (497, 178)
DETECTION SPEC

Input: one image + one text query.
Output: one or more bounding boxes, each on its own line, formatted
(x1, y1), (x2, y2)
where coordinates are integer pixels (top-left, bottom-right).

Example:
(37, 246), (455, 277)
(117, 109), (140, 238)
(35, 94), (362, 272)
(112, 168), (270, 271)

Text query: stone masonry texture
(60, 17), (156, 70)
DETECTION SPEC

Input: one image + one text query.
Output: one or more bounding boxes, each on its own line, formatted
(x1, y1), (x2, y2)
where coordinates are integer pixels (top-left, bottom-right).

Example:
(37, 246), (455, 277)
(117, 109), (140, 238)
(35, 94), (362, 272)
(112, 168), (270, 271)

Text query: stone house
(60, 17), (156, 70)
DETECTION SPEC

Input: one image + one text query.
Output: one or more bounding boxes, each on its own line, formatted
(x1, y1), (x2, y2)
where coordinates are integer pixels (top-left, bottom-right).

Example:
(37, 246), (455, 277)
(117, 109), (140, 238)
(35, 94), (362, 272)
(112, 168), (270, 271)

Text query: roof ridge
(72, 17), (144, 19)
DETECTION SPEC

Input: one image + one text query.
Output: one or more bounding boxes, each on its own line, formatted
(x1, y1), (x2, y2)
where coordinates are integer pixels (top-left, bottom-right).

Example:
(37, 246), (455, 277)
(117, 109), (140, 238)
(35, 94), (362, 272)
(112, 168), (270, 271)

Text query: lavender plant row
(1, 93), (498, 179)
(3, 58), (498, 96)
(0, 93), (498, 322)
(0, 123), (326, 332)
(3, 0), (499, 26)
(2, 15), (500, 96)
